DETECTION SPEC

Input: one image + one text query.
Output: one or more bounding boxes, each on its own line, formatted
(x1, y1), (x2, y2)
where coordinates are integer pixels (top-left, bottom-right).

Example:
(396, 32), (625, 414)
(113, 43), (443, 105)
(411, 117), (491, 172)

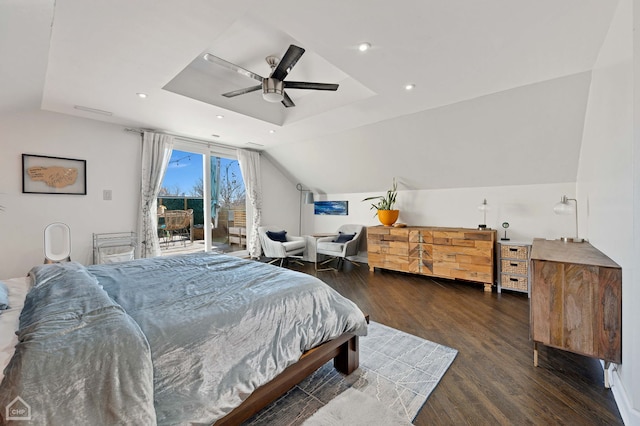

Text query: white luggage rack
(93, 232), (137, 264)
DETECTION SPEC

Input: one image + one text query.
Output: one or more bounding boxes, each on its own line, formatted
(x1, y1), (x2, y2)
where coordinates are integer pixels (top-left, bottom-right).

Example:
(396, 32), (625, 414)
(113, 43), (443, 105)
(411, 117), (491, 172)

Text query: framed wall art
(314, 201), (348, 216)
(22, 154), (87, 195)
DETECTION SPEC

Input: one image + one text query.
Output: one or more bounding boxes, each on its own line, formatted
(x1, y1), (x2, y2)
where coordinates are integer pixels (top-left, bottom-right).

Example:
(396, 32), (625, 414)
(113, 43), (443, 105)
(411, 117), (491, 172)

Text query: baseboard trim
(610, 366), (640, 425)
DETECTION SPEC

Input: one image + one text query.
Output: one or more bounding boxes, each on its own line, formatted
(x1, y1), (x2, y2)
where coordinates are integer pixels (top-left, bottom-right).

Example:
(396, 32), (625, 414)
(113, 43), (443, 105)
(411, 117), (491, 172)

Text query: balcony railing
(157, 196), (246, 254)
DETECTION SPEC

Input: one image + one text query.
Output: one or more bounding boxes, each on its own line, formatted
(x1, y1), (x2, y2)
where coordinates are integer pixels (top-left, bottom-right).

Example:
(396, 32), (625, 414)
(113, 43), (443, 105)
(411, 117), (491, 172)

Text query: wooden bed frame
(216, 328), (363, 425)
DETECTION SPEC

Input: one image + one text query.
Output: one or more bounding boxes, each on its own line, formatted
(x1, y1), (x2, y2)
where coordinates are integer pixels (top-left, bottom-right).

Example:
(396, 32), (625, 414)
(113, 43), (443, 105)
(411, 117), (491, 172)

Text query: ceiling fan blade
(281, 91), (295, 108)
(203, 53), (264, 82)
(270, 45), (305, 81)
(222, 85), (262, 98)
(285, 81), (339, 91)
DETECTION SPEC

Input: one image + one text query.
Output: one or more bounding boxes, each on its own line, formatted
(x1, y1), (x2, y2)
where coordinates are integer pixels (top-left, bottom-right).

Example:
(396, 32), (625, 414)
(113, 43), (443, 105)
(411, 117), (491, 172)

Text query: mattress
(0, 277), (30, 382)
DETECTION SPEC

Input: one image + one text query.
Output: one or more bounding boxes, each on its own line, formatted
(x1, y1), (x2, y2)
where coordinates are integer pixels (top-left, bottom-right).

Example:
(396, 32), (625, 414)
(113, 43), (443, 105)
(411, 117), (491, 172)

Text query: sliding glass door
(158, 143), (246, 255)
(210, 155), (246, 252)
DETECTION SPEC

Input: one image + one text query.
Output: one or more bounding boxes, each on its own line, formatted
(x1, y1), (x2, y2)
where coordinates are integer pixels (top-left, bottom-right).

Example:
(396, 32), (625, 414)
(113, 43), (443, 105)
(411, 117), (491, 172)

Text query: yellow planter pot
(377, 210), (399, 226)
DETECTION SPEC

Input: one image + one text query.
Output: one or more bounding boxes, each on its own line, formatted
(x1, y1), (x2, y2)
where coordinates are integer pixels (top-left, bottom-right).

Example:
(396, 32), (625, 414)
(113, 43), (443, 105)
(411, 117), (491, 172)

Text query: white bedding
(0, 277), (30, 382)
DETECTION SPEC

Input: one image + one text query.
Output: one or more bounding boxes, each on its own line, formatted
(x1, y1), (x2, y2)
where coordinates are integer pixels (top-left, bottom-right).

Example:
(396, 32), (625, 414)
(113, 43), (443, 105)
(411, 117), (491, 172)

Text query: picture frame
(314, 201), (348, 216)
(22, 154), (87, 195)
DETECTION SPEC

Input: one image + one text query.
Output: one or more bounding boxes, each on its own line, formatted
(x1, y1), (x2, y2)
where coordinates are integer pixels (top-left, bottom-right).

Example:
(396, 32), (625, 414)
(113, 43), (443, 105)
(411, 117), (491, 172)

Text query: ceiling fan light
(262, 78), (284, 102)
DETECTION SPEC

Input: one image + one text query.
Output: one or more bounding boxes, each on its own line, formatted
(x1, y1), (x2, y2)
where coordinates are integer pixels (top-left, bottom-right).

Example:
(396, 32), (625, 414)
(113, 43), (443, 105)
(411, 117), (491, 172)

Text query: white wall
(633, 0), (640, 421)
(571, 0), (639, 422)
(577, 0), (639, 423)
(267, 72), (591, 196)
(260, 156), (300, 235)
(0, 110), (300, 279)
(0, 110), (142, 279)
(306, 182), (576, 255)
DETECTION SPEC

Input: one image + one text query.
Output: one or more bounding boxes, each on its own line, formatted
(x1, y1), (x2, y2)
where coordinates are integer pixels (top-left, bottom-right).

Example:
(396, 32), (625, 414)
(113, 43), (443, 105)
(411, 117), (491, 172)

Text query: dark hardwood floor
(289, 260), (623, 426)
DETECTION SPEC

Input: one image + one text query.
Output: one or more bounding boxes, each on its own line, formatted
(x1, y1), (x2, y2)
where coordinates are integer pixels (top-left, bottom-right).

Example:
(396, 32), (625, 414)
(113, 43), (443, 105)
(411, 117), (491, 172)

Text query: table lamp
(553, 195), (583, 243)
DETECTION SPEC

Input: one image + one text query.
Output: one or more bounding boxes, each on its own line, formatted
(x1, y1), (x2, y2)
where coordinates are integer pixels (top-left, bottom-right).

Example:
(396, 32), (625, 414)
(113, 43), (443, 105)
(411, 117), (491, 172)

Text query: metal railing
(157, 196), (246, 252)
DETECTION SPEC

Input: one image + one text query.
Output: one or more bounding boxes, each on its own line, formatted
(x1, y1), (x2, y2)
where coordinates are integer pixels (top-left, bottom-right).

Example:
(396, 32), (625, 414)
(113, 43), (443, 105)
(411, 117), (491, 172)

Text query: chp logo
(6, 396), (31, 421)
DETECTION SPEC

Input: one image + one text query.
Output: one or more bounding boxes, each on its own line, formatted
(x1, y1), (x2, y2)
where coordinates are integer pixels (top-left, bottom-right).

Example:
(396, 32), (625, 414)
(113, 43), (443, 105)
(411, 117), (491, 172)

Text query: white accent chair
(316, 224), (364, 271)
(258, 226), (306, 267)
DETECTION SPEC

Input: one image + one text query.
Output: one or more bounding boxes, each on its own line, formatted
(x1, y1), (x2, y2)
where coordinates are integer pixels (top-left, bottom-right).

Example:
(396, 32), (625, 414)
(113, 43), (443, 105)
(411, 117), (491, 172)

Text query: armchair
(316, 224), (364, 271)
(258, 226), (306, 267)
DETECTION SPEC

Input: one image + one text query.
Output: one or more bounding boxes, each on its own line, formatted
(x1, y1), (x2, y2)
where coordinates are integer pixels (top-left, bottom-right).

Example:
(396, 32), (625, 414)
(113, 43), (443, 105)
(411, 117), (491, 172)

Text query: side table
(302, 233), (337, 262)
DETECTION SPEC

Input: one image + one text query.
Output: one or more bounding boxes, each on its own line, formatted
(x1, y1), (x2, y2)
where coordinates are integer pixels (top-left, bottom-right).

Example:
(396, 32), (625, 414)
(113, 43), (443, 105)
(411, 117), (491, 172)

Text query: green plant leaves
(361, 178), (397, 211)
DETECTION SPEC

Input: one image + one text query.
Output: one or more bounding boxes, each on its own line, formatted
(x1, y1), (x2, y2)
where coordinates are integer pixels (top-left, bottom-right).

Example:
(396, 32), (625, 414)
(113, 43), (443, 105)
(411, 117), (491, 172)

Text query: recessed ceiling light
(137, 93), (147, 98)
(404, 83), (416, 91)
(358, 42), (371, 52)
(269, 130), (276, 134)
(216, 115), (224, 119)
(73, 105), (113, 116)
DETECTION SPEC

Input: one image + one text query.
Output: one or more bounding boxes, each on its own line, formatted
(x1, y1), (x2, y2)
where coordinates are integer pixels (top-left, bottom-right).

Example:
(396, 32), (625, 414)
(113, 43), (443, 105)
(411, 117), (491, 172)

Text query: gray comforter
(0, 262), (156, 425)
(0, 253), (367, 425)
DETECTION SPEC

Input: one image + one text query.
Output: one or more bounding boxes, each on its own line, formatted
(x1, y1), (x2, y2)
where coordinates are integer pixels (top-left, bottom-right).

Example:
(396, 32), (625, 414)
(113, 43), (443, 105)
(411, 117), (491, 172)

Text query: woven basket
(501, 259), (528, 275)
(501, 274), (528, 291)
(500, 245), (529, 260)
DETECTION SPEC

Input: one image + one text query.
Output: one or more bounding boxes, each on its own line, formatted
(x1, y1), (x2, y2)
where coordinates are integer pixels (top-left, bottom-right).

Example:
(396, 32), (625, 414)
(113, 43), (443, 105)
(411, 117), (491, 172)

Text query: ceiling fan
(203, 44), (339, 108)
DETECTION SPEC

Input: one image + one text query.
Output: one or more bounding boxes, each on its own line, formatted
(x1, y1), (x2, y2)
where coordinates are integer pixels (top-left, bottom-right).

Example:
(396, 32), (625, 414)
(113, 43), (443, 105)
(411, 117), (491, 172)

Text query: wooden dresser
(367, 226), (496, 291)
(530, 239), (622, 387)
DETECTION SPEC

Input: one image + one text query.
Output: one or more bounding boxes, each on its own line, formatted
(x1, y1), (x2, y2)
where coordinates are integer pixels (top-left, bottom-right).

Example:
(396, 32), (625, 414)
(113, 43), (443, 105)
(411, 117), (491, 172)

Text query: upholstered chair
(315, 224), (364, 271)
(258, 225), (306, 267)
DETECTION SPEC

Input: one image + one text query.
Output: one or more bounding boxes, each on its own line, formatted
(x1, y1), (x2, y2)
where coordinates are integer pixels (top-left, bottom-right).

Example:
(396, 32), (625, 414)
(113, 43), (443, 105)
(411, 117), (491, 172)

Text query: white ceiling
(1, 0), (620, 193)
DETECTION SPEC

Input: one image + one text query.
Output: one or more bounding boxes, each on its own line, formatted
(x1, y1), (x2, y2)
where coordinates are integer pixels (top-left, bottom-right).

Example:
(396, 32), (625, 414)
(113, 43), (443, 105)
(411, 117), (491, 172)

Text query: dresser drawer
(500, 244), (529, 260)
(368, 240), (408, 256)
(368, 253), (410, 272)
(501, 274), (528, 291)
(501, 259), (528, 275)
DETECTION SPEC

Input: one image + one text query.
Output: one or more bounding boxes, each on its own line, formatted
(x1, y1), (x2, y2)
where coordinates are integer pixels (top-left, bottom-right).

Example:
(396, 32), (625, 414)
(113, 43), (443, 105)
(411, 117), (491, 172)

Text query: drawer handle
(509, 248), (518, 252)
(510, 262), (519, 267)
(510, 278), (519, 282)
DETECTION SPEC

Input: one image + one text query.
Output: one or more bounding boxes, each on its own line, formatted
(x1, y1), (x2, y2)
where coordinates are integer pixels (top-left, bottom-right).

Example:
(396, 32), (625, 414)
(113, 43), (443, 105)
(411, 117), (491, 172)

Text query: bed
(0, 252), (368, 425)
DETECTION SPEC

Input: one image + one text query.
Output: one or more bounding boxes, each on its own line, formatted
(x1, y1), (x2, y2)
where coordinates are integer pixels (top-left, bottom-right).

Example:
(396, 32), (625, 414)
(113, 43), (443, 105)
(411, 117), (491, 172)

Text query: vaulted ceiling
(1, 0), (620, 193)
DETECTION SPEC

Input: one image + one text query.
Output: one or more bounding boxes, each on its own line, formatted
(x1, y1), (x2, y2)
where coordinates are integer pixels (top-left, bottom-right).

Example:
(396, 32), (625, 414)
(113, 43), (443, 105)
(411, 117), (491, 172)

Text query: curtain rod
(124, 128), (260, 153)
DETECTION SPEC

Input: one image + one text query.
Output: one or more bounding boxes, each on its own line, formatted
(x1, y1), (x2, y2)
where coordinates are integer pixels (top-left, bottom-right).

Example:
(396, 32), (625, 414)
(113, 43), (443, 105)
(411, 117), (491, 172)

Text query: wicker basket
(500, 244), (529, 260)
(501, 274), (528, 291)
(501, 259), (528, 275)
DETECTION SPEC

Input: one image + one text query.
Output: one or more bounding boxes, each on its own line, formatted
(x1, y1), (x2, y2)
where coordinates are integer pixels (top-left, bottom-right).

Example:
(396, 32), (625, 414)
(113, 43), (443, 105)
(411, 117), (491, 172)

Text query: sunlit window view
(157, 149), (246, 255)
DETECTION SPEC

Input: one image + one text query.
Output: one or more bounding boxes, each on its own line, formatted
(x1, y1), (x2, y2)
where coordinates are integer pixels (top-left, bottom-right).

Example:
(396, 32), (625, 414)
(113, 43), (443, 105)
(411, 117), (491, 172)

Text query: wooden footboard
(215, 331), (360, 425)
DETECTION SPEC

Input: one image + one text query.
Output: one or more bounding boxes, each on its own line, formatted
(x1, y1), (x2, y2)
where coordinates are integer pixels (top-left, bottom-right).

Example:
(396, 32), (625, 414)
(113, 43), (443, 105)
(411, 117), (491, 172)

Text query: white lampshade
(553, 195), (574, 215)
(304, 191), (314, 204)
(477, 199), (489, 211)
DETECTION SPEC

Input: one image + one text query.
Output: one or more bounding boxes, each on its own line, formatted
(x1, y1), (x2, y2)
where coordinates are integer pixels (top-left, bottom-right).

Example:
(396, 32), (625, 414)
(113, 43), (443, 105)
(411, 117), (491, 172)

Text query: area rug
(244, 321), (458, 425)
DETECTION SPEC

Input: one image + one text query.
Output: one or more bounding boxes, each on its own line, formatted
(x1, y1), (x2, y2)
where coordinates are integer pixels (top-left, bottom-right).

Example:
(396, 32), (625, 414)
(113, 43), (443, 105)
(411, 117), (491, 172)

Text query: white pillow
(0, 277), (31, 382)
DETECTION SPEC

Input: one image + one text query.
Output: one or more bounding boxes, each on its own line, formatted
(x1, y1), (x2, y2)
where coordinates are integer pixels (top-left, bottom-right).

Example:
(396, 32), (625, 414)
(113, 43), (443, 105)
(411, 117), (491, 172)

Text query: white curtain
(237, 149), (262, 259)
(138, 132), (174, 258)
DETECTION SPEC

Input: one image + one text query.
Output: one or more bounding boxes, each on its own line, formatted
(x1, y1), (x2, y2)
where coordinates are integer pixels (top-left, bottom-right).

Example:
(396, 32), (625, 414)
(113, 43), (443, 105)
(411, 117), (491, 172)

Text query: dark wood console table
(530, 239), (622, 388)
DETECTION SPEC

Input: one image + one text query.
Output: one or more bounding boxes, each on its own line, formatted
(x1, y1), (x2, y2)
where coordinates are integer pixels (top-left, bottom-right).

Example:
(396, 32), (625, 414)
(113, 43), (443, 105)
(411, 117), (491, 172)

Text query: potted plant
(362, 178), (399, 226)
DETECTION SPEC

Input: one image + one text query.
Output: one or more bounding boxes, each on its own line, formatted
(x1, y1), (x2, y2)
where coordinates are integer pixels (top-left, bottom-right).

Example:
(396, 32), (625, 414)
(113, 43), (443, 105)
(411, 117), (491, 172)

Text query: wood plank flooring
(289, 260), (623, 425)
